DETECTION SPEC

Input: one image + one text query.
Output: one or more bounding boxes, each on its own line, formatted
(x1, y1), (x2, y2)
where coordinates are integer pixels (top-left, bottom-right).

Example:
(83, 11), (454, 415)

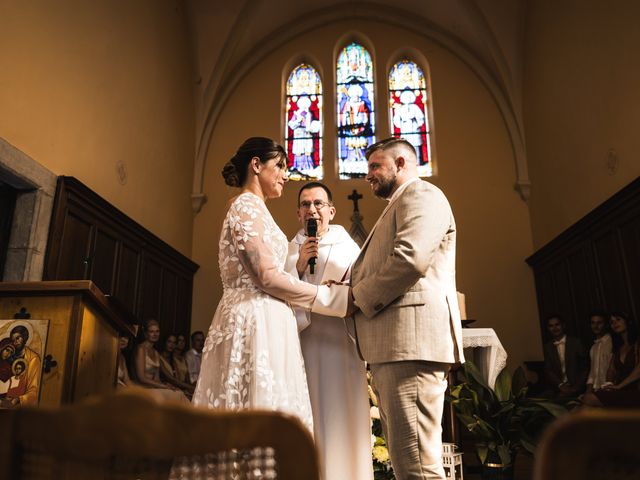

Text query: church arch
(191, 4), (529, 212)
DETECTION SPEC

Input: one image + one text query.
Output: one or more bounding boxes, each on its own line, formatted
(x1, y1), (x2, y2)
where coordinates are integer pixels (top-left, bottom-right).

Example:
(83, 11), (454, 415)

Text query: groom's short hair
(365, 137), (417, 160)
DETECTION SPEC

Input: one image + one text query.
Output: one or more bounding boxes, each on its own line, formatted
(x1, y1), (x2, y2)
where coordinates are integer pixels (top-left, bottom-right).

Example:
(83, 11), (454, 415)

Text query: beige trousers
(370, 361), (450, 480)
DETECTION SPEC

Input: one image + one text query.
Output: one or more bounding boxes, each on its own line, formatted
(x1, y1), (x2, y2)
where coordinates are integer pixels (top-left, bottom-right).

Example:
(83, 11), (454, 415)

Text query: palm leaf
(512, 366), (528, 397)
(532, 400), (567, 418)
(446, 360), (568, 465)
(476, 444), (489, 465)
(519, 432), (537, 454)
(463, 361), (494, 397)
(448, 383), (464, 399)
(494, 403), (515, 416)
(494, 367), (512, 402)
(497, 444), (512, 466)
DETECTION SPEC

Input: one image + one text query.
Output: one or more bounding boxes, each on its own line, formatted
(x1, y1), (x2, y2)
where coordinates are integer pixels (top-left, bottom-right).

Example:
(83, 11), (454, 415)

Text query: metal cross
(348, 189), (363, 212)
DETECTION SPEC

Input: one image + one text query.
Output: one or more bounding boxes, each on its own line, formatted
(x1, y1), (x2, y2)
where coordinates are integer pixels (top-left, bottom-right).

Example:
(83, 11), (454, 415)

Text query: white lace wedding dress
(192, 192), (317, 432)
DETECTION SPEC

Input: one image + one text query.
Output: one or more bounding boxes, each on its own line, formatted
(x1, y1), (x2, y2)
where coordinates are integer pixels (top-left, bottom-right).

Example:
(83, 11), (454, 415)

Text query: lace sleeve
(228, 194), (318, 309)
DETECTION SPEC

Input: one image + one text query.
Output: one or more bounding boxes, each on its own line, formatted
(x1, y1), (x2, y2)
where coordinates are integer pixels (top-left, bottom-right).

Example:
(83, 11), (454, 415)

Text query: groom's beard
(373, 174), (397, 199)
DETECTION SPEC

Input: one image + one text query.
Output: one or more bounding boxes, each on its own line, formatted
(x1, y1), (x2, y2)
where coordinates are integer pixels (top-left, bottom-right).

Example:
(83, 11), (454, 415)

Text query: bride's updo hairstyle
(222, 137), (287, 187)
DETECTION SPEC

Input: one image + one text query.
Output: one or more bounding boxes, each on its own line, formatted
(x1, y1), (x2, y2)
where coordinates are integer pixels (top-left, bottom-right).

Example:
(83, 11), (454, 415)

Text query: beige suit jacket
(351, 180), (464, 364)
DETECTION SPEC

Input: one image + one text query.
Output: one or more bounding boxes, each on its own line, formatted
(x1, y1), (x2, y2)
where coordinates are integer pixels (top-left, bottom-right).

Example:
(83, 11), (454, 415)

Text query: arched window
(336, 43), (375, 179)
(285, 63), (323, 180)
(389, 59), (432, 176)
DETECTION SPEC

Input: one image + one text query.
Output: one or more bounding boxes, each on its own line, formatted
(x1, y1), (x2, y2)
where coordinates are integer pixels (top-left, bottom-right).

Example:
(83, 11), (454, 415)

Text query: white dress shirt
(587, 333), (613, 390)
(554, 335), (568, 384)
(387, 177), (419, 203)
(184, 348), (202, 383)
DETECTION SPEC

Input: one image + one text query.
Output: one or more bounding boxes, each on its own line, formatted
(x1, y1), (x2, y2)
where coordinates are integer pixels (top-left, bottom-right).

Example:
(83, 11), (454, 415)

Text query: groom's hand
(346, 287), (359, 317)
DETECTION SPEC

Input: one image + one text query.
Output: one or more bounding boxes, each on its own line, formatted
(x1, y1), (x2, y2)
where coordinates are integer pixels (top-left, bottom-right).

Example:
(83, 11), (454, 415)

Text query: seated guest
(585, 310), (612, 393)
(116, 335), (133, 389)
(583, 312), (640, 407)
(185, 330), (204, 384)
(173, 333), (191, 385)
(543, 315), (588, 397)
(159, 333), (195, 398)
(133, 319), (189, 403)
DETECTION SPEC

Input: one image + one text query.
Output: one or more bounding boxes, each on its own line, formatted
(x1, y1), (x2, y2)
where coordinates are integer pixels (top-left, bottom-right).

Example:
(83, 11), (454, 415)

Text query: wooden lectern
(0, 281), (135, 406)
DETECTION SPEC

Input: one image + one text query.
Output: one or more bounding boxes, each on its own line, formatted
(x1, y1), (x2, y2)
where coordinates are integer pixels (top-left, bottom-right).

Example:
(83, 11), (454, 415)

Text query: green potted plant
(447, 361), (566, 479)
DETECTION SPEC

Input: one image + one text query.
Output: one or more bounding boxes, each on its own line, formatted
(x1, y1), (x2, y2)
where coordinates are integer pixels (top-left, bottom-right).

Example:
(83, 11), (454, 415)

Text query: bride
(192, 137), (350, 431)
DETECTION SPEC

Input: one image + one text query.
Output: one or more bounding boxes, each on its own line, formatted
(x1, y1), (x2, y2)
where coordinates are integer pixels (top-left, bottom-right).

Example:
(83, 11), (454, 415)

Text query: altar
(443, 327), (508, 443)
(462, 327), (508, 388)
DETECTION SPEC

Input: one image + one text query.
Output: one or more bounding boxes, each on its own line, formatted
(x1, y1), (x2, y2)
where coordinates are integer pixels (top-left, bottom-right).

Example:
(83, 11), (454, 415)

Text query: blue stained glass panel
(285, 64), (323, 180)
(389, 60), (432, 177)
(336, 43), (375, 179)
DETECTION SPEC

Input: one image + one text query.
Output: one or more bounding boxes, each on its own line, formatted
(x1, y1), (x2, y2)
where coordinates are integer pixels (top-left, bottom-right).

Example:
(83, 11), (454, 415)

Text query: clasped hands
(298, 236), (358, 316)
(599, 382), (621, 391)
(323, 279), (359, 317)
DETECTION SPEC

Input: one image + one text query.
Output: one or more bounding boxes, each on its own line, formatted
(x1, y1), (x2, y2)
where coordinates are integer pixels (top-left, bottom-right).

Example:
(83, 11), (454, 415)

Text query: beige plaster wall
(191, 19), (541, 369)
(524, 0), (640, 250)
(0, 0), (195, 255)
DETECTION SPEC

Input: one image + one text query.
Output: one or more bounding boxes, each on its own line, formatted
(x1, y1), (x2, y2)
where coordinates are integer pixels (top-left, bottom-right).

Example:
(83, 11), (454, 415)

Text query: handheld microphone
(306, 218), (318, 274)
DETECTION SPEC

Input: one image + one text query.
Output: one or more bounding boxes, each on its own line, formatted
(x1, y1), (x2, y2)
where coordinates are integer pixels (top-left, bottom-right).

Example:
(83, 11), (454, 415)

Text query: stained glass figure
(336, 43), (375, 179)
(285, 64), (323, 180)
(389, 60), (432, 177)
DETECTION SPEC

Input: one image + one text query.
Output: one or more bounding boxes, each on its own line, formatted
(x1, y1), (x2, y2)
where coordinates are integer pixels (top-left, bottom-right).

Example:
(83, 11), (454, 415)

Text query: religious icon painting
(336, 43), (376, 179)
(0, 319), (49, 409)
(389, 60), (432, 177)
(285, 63), (323, 181)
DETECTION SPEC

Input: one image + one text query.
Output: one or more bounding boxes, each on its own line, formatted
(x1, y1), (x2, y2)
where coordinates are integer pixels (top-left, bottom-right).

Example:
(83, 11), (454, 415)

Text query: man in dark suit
(543, 315), (588, 397)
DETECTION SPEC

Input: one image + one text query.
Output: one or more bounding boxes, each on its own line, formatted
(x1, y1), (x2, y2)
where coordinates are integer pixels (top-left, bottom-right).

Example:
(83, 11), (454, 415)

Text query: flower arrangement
(368, 371), (395, 480)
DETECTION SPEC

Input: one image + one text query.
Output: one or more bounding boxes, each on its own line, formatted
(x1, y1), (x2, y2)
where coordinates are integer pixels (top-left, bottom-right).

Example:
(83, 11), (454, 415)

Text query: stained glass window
(336, 43), (375, 179)
(389, 60), (432, 177)
(285, 64), (323, 180)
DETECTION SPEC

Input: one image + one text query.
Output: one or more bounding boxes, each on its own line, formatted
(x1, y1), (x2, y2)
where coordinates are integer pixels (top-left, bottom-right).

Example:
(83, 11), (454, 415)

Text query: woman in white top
(133, 319), (188, 404)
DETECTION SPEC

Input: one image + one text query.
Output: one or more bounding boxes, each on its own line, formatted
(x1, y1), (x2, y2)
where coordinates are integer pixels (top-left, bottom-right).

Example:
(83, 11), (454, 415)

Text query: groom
(348, 137), (464, 479)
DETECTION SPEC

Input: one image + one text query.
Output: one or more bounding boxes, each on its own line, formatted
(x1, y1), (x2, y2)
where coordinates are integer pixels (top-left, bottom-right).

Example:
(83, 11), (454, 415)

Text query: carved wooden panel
(90, 228), (118, 295)
(56, 211), (93, 281)
(620, 216), (640, 314)
(593, 230), (631, 314)
(160, 269), (178, 332)
(44, 177), (198, 335)
(527, 177), (640, 347)
(174, 276), (191, 336)
(114, 242), (140, 315)
(139, 255), (163, 322)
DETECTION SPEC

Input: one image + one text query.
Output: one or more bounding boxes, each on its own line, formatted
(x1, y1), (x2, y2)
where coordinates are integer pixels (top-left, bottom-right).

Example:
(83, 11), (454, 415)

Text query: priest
(286, 182), (372, 480)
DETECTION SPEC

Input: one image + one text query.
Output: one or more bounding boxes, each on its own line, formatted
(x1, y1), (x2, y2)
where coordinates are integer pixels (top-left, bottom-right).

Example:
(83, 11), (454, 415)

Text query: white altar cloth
(462, 328), (508, 389)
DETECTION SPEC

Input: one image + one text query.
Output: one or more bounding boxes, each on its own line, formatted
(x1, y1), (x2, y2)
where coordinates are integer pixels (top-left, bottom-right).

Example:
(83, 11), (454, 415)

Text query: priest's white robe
(286, 225), (373, 480)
